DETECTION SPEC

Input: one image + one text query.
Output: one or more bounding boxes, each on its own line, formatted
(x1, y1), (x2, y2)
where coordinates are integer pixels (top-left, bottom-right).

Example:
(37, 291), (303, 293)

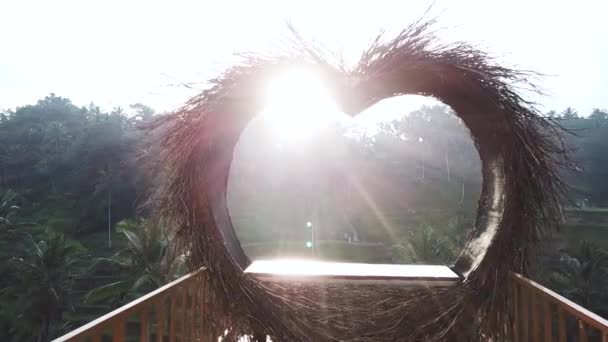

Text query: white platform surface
(245, 259), (460, 286)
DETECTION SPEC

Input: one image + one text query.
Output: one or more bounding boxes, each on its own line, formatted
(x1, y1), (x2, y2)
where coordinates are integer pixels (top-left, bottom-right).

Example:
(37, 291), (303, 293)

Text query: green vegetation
(546, 241), (608, 318)
(85, 219), (185, 307)
(1, 95), (608, 340)
(1, 231), (85, 342)
(0, 95), (161, 341)
(229, 105), (480, 265)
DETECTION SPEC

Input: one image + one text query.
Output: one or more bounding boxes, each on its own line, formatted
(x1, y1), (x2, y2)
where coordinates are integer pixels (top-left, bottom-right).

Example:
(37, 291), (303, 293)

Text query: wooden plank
(557, 308), (566, 342)
(209, 281), (215, 342)
(543, 299), (552, 342)
(181, 285), (187, 342)
(190, 277), (198, 342)
(140, 306), (149, 342)
(51, 269), (204, 342)
(170, 291), (177, 342)
(201, 272), (208, 341)
(521, 284), (529, 342)
(532, 292), (540, 342)
(512, 273), (608, 333)
(112, 320), (125, 342)
(246, 260), (459, 286)
(578, 320), (588, 342)
(513, 281), (519, 342)
(157, 297), (165, 342)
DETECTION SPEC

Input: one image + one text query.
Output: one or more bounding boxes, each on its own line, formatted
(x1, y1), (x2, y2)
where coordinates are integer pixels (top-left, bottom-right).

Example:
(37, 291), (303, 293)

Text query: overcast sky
(1, 0), (607, 117)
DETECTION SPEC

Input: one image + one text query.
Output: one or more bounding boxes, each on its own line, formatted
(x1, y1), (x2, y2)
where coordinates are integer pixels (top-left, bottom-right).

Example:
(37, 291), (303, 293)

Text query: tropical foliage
(0, 95), (155, 341)
(0, 232), (84, 342)
(0, 189), (21, 230)
(1, 94), (608, 340)
(390, 224), (457, 264)
(85, 219), (185, 306)
(546, 241), (608, 317)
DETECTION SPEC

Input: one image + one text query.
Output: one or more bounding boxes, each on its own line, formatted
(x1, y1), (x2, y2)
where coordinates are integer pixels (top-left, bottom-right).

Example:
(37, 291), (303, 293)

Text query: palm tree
(0, 231), (85, 342)
(390, 224), (457, 264)
(0, 189), (21, 230)
(561, 107), (579, 119)
(548, 241), (608, 317)
(85, 219), (185, 306)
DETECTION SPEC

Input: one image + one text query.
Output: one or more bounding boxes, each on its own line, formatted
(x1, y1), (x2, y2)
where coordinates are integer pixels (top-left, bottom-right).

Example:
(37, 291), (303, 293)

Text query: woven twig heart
(150, 20), (567, 341)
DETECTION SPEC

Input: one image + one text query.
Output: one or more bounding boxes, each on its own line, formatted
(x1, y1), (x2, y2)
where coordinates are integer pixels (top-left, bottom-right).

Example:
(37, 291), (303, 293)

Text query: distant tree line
(553, 108), (608, 206)
(229, 105), (608, 248)
(1, 94), (608, 340)
(0, 95), (160, 341)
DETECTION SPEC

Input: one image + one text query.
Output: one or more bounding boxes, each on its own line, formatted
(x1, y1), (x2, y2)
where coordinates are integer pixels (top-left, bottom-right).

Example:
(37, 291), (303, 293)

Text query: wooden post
(170, 291), (177, 341)
(557, 308), (566, 342)
(157, 297), (165, 342)
(140, 306), (149, 342)
(513, 281), (519, 342)
(578, 320), (588, 342)
(201, 273), (208, 341)
(181, 285), (187, 341)
(112, 319), (125, 342)
(191, 277), (198, 342)
(532, 292), (540, 342)
(521, 285), (529, 342)
(543, 300), (552, 342)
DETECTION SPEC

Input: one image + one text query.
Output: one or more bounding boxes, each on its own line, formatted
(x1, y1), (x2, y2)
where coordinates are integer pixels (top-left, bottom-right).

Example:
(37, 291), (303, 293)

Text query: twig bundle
(147, 20), (569, 341)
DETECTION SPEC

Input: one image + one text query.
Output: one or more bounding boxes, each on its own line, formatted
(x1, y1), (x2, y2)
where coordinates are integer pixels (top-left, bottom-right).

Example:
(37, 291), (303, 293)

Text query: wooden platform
(244, 259), (460, 287)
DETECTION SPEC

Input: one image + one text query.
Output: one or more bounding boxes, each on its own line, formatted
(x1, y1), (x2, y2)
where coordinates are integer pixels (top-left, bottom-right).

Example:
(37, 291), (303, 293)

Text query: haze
(1, 0), (606, 116)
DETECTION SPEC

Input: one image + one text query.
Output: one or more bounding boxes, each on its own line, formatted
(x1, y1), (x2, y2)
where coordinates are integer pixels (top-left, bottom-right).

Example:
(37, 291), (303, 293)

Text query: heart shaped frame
(149, 21), (568, 341)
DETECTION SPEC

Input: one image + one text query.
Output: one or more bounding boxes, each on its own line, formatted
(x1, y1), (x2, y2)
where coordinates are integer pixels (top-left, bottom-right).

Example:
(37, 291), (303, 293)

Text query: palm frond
(84, 280), (130, 304)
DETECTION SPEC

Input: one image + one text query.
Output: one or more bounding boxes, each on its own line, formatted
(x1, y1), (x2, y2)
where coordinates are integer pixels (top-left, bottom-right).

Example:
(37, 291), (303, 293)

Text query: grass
(561, 224), (608, 250)
(565, 207), (608, 213)
(243, 241), (393, 263)
(243, 209), (608, 263)
(556, 209), (608, 250)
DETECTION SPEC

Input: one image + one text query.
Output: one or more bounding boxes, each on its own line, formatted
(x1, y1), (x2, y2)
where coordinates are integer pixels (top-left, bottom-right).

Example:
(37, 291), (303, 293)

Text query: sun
(261, 68), (343, 142)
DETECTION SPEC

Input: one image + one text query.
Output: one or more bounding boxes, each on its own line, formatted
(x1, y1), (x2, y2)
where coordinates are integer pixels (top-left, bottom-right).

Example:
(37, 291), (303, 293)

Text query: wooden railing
(511, 273), (608, 342)
(54, 268), (608, 341)
(52, 268), (219, 342)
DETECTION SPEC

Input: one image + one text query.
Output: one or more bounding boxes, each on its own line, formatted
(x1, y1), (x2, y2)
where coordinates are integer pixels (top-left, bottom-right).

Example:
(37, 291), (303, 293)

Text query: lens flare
(262, 68), (342, 142)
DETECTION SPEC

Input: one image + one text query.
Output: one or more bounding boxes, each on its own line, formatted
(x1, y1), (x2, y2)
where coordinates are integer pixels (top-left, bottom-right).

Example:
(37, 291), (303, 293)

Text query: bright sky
(1, 0), (607, 118)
